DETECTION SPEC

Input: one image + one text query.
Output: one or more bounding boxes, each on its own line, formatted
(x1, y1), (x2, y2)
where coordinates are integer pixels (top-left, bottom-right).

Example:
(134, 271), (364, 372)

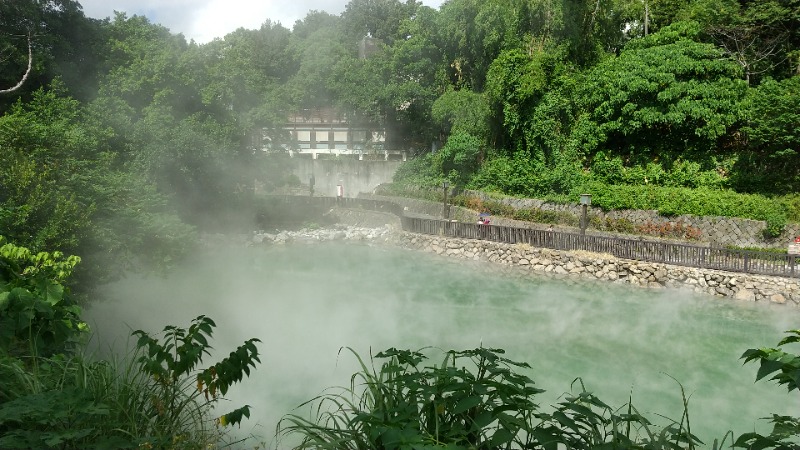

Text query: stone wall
(463, 190), (799, 249)
(366, 190), (799, 249)
(388, 231), (800, 307)
(360, 193), (701, 245)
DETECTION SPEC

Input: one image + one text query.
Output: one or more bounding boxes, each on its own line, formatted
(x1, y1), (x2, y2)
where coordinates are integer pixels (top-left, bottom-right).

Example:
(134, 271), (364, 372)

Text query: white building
(269, 108), (405, 161)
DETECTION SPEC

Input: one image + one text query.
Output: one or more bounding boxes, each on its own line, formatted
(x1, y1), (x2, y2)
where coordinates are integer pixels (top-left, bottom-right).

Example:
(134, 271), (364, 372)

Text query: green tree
(196, 21), (295, 131)
(92, 13), (255, 225)
(560, 0), (632, 66)
(0, 84), (97, 254)
(570, 21), (747, 167)
(438, 131), (483, 186)
(99, 13), (194, 114)
(436, 0), (517, 90)
(734, 75), (800, 193)
(485, 48), (550, 155)
(0, 82), (196, 287)
(384, 6), (448, 150)
(645, 0), (800, 81)
(285, 14), (349, 111)
(341, 0), (421, 46)
(432, 88), (490, 143)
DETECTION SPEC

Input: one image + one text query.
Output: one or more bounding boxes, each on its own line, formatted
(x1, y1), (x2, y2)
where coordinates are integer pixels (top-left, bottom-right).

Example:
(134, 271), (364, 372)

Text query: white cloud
(79, 0), (445, 43)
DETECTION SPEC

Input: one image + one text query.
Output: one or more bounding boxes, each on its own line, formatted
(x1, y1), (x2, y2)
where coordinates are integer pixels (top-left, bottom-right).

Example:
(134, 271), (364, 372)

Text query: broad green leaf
(43, 282), (64, 305)
(452, 396), (482, 415)
(489, 428), (514, 447)
(756, 358), (785, 382)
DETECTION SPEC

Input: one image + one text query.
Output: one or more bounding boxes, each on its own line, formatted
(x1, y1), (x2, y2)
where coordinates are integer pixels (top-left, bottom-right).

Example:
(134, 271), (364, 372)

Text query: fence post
(743, 253), (750, 272)
(442, 182), (449, 220)
(791, 255), (796, 277)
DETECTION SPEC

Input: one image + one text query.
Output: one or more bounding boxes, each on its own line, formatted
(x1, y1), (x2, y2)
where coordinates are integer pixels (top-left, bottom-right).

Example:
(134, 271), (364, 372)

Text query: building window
(297, 130), (311, 142)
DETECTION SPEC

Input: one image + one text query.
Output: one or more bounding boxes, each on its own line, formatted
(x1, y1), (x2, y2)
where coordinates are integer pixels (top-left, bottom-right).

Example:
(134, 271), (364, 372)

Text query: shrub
(392, 154), (446, 191)
(636, 220), (704, 241)
(589, 216), (638, 234)
(763, 210), (788, 239)
(0, 236), (85, 357)
(469, 152), (583, 198)
(588, 156), (727, 190)
(131, 315), (260, 445)
(481, 199), (515, 216)
(451, 194), (485, 212)
(0, 316), (261, 449)
(781, 194), (800, 223)
(582, 181), (788, 233)
(438, 132), (482, 187)
(512, 208), (534, 221)
(513, 208), (579, 227)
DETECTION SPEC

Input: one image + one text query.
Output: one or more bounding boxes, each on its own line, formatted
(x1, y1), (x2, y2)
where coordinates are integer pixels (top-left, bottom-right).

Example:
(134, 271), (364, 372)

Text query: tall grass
(0, 316), (260, 449)
(279, 347), (712, 450)
(0, 349), (221, 448)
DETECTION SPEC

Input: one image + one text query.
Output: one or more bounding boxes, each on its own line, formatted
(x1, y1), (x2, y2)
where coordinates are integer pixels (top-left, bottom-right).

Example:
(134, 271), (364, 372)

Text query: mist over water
(85, 241), (800, 447)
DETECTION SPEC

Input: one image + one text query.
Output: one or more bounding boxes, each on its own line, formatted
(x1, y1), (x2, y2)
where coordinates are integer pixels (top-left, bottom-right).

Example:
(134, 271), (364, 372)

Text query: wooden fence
(263, 195), (798, 278)
(400, 217), (798, 278)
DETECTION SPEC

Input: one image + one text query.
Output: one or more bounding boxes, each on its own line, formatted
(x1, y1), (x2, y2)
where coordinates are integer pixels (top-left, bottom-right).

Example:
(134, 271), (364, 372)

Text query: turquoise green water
(86, 242), (800, 447)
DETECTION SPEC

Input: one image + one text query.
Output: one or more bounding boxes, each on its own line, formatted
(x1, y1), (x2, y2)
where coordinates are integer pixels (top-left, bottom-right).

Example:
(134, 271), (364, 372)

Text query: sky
(78, 0), (446, 44)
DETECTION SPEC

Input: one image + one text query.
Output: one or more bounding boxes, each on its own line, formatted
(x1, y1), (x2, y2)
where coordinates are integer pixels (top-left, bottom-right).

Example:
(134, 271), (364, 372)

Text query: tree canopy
(0, 0), (799, 286)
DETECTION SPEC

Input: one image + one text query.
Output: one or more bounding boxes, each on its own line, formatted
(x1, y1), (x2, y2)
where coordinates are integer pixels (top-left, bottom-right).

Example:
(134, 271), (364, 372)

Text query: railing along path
(262, 195), (799, 279)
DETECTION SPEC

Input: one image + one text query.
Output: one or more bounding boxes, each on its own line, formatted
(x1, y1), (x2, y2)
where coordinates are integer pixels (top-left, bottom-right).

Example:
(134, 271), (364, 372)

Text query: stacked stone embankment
(244, 206), (800, 308)
(389, 232), (800, 307)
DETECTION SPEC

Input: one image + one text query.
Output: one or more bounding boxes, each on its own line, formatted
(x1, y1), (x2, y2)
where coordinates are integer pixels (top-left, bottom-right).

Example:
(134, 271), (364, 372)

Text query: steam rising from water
(85, 241), (800, 447)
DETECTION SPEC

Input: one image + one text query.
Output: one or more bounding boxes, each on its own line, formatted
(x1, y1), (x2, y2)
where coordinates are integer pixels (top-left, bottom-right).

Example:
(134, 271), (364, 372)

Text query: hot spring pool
(85, 241), (800, 447)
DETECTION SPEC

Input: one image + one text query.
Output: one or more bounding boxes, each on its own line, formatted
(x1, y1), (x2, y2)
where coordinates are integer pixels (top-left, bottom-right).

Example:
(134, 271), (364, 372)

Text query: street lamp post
(580, 193), (592, 235)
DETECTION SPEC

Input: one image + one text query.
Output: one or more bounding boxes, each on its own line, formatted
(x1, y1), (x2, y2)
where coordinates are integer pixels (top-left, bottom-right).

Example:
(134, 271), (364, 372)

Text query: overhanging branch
(0, 33), (32, 94)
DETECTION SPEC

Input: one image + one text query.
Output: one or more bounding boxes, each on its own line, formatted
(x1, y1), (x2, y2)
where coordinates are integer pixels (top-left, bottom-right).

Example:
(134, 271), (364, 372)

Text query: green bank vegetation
(0, 238), (262, 449)
(278, 343), (800, 450)
(2, 0), (800, 447)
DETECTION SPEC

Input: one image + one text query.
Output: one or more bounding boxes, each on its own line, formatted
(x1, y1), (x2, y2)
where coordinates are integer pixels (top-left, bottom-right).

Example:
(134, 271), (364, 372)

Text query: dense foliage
(0, 236), (84, 358)
(278, 336), (800, 450)
(1, 0), (800, 447)
(284, 346), (799, 450)
(0, 238), (261, 448)
(0, 0), (798, 282)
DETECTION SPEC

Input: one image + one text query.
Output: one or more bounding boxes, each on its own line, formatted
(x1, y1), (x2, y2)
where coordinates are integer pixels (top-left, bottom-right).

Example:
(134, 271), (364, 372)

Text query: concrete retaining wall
(292, 159), (401, 199)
